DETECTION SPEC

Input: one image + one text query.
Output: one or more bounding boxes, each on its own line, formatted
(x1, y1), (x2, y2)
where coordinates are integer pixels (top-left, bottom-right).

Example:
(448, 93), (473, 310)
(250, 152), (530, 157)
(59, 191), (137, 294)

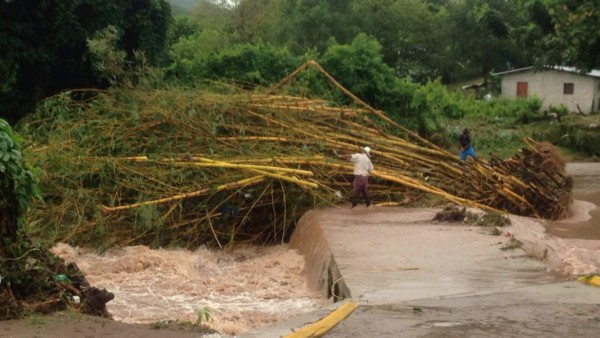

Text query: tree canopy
(0, 0), (171, 123)
(1, 0), (599, 123)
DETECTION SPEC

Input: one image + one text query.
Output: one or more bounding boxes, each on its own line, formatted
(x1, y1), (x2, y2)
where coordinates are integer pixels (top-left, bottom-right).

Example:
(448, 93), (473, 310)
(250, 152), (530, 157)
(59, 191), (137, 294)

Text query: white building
(494, 66), (600, 114)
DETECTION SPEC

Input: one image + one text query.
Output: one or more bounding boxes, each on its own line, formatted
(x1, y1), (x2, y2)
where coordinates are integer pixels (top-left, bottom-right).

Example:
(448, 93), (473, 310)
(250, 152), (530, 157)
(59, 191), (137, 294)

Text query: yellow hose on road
(283, 301), (358, 338)
(578, 275), (600, 287)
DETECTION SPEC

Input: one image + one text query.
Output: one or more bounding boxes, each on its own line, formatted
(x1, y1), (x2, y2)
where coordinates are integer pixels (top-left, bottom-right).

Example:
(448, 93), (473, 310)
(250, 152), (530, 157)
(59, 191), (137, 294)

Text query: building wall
(500, 69), (599, 114)
(594, 78), (600, 113)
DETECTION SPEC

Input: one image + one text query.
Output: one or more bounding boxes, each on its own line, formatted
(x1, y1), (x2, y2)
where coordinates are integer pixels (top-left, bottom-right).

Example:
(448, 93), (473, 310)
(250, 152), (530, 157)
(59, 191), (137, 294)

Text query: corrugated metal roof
(493, 66), (534, 76)
(493, 66), (600, 78)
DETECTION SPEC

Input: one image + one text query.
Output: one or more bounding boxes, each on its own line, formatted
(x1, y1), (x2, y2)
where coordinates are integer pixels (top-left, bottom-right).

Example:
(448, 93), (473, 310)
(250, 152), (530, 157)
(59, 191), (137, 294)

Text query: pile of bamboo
(21, 61), (572, 248)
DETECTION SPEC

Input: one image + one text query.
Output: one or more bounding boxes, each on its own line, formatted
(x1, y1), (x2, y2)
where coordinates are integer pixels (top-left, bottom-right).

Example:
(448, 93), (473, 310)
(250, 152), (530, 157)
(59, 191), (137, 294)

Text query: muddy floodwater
(51, 244), (325, 336)
(544, 175), (600, 240)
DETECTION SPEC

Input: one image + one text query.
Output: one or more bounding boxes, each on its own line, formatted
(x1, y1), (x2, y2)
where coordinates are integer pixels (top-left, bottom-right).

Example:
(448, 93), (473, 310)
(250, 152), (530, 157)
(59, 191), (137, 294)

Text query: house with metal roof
(493, 66), (600, 114)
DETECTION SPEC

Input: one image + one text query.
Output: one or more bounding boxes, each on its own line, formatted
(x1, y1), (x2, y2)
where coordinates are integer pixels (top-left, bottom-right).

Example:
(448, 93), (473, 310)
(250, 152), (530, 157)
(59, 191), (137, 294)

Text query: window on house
(564, 83), (574, 95)
(517, 82), (528, 97)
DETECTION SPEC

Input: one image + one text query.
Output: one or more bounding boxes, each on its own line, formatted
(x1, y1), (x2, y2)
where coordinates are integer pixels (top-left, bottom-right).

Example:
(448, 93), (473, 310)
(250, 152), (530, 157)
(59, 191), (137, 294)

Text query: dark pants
(352, 175), (370, 207)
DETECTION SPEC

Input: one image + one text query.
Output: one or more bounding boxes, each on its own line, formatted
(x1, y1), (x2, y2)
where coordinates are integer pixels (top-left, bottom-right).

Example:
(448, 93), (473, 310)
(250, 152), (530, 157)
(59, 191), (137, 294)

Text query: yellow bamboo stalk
(375, 202), (403, 206)
(232, 155), (326, 163)
(497, 172), (530, 191)
(308, 160), (500, 212)
(193, 157), (319, 189)
(101, 175), (265, 212)
(159, 155), (326, 165)
(217, 136), (289, 142)
(272, 60), (447, 153)
(499, 186), (540, 217)
(527, 182), (559, 202)
(245, 110), (447, 176)
(168, 161), (315, 176)
(250, 94), (314, 102)
(372, 170), (503, 213)
(116, 156), (149, 161)
(270, 60), (314, 90)
(160, 155), (326, 164)
(365, 132), (455, 159)
(248, 103), (369, 115)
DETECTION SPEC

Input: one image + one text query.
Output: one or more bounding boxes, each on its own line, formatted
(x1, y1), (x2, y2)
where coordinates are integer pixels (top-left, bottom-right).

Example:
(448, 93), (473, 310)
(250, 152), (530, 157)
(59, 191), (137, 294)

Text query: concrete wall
(500, 69), (600, 114)
(289, 210), (351, 301)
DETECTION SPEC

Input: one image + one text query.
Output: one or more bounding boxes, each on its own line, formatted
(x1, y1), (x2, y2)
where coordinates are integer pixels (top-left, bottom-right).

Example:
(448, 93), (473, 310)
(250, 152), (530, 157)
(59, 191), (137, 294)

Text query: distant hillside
(168, 0), (200, 14)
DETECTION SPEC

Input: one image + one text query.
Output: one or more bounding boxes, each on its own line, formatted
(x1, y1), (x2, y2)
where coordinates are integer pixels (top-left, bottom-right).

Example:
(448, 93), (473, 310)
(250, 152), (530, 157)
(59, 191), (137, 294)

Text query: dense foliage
(526, 0), (600, 71)
(0, 119), (57, 318)
(0, 0), (171, 123)
(169, 42), (300, 87)
(0, 119), (40, 223)
(2, 0), (598, 125)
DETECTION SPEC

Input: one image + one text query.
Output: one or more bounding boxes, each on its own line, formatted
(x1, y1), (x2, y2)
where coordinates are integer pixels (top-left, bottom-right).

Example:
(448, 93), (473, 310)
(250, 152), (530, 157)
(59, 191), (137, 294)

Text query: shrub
(168, 42), (299, 88)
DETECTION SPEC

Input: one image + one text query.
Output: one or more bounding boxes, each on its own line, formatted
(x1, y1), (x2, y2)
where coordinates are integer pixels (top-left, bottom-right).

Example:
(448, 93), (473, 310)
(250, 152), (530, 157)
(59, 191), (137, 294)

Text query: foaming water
(51, 244), (325, 335)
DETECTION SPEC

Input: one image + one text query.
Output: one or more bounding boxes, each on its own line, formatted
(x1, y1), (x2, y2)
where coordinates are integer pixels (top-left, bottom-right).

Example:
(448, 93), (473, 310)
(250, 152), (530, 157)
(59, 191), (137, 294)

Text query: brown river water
(51, 244), (325, 336)
(544, 175), (600, 240)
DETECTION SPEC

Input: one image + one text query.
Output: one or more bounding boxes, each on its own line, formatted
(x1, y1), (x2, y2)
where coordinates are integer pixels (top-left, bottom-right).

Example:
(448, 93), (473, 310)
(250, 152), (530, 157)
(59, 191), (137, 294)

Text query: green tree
(0, 118), (42, 318)
(539, 0), (600, 70)
(205, 43), (299, 87)
(169, 42), (299, 87)
(231, 0), (283, 43)
(169, 1), (234, 53)
(0, 0), (171, 123)
(319, 34), (411, 114)
(510, 0), (599, 71)
(122, 0), (173, 67)
(353, 0), (447, 82)
(168, 14), (203, 45)
(276, 0), (361, 54)
(443, 0), (525, 82)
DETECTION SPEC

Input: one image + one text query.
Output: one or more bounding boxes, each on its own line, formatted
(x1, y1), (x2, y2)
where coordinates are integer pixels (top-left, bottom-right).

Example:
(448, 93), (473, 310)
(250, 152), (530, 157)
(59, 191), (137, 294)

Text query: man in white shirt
(339, 146), (373, 208)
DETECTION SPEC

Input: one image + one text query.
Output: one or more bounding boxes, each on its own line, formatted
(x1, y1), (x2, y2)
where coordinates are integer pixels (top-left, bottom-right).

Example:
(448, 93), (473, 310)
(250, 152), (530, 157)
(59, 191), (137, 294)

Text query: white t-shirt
(350, 153), (373, 176)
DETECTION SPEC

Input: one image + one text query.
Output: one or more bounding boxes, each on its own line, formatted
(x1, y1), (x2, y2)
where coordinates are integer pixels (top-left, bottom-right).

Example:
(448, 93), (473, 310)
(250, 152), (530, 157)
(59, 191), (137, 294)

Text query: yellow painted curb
(283, 301), (359, 338)
(577, 275), (600, 287)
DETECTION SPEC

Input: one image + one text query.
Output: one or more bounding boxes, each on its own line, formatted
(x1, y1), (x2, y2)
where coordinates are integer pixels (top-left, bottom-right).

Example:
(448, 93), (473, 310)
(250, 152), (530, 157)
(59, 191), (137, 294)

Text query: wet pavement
(290, 208), (564, 305)
(242, 163), (600, 338)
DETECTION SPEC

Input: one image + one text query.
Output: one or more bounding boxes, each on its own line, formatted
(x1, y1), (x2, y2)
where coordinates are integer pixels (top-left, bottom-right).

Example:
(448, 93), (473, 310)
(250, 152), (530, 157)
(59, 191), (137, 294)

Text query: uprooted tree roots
(18, 60), (573, 249)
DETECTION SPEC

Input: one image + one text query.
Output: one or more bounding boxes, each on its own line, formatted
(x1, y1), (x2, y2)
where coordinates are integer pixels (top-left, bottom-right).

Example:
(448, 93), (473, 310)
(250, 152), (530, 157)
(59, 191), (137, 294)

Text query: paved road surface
(243, 163), (600, 337)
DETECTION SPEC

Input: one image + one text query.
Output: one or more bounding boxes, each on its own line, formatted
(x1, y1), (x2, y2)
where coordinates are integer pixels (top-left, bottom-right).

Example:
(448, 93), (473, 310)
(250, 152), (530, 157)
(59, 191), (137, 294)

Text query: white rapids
(51, 243), (325, 336)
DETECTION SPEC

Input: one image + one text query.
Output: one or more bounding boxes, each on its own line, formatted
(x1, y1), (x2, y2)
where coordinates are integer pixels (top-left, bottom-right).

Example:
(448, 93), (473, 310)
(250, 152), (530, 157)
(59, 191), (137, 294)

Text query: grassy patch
(445, 112), (600, 161)
(26, 313), (46, 328)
